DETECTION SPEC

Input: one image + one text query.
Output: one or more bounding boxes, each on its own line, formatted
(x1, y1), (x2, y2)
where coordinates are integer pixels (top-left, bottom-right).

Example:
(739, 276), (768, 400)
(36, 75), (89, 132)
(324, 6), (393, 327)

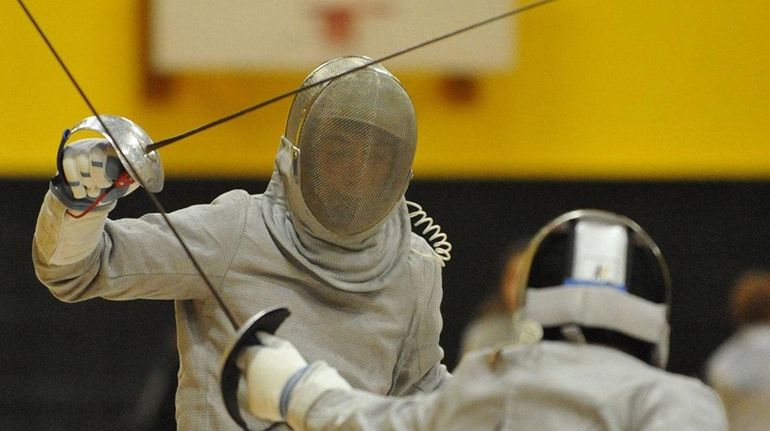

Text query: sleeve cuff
(286, 361), (352, 431)
(34, 190), (113, 266)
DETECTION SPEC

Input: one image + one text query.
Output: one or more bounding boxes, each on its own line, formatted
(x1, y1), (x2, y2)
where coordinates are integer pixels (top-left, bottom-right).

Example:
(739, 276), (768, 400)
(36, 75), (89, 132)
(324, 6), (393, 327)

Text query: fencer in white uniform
(236, 210), (728, 431)
(32, 56), (450, 430)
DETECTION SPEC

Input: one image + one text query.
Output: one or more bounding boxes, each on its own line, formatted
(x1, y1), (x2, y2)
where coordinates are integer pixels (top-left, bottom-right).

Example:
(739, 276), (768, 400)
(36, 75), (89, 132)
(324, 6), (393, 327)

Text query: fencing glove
(238, 333), (351, 429)
(49, 138), (138, 211)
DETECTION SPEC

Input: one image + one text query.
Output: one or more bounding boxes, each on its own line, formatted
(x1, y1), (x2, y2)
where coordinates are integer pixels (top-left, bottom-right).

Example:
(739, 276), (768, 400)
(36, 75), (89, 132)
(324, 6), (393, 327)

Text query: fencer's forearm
(34, 190), (113, 267)
(32, 191), (113, 301)
(298, 387), (434, 431)
(284, 360), (435, 431)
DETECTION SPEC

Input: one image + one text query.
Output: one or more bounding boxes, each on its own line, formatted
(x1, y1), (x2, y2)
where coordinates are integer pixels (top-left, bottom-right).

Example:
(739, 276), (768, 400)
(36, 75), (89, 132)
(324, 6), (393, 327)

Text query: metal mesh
(285, 57), (417, 236)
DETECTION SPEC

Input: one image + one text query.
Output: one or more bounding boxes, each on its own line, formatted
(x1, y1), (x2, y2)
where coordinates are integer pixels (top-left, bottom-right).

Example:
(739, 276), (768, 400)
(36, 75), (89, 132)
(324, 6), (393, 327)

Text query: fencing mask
(518, 209), (672, 367)
(278, 56), (417, 243)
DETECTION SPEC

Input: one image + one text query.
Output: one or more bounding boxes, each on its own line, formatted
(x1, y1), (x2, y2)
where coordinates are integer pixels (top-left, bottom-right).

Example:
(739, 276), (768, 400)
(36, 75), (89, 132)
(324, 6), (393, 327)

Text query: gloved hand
(238, 333), (351, 428)
(237, 332), (309, 423)
(49, 136), (138, 212)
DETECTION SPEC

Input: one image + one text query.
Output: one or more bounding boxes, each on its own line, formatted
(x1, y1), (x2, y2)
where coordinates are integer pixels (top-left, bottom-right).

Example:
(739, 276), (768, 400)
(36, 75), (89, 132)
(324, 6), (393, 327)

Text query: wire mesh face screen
(285, 57), (417, 236)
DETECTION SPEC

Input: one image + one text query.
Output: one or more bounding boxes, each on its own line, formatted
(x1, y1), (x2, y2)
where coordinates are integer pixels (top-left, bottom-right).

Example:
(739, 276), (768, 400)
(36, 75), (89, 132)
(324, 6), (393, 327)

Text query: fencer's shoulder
(204, 189), (266, 212)
(408, 232), (440, 263)
(166, 189), (256, 222)
(596, 350), (725, 419)
(650, 368), (720, 398)
(639, 370), (727, 427)
(545, 344), (726, 425)
(408, 231), (431, 249)
(209, 189), (254, 205)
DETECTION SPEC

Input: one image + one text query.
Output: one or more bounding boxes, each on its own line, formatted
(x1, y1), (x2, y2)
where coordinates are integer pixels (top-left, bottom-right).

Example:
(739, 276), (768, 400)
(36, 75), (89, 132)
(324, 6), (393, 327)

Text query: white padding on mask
(570, 220), (628, 287)
(525, 284), (668, 345)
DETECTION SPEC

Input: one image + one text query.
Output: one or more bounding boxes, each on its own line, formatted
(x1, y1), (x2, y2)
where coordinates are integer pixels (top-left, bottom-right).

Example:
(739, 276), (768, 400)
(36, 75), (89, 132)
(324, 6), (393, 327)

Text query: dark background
(2, 179), (769, 430)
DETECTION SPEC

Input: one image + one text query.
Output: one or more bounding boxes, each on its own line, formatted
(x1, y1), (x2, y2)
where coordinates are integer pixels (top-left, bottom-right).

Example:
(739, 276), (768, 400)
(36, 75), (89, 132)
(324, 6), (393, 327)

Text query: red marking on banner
(320, 6), (355, 44)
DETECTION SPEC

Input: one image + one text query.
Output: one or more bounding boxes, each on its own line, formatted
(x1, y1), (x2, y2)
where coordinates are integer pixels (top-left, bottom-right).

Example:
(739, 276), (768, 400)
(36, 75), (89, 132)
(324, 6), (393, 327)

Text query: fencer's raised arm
(35, 115), (163, 269)
(36, 135), (139, 267)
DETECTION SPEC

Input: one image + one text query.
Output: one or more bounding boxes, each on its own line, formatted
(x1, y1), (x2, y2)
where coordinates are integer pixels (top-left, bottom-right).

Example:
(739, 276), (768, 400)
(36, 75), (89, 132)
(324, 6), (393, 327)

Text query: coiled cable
(407, 201), (452, 267)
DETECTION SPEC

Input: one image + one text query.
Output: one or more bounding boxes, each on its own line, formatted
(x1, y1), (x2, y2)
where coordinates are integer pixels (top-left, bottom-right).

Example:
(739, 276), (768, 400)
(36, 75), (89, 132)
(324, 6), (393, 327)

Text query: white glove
(50, 138), (138, 211)
(237, 332), (309, 423)
(238, 333), (352, 428)
(63, 138), (116, 199)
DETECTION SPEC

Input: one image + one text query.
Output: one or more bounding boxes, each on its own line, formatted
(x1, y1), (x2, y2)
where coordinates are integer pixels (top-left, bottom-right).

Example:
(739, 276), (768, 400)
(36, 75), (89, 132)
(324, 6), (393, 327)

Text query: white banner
(150, 0), (517, 73)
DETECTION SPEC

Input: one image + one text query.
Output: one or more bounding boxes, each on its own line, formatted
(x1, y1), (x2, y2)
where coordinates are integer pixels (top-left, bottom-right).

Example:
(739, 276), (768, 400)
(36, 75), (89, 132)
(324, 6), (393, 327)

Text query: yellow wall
(3, 1), (769, 180)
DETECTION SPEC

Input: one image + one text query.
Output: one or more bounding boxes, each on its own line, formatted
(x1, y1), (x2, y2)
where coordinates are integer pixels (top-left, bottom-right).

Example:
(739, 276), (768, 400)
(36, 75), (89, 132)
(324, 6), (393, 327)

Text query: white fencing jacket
(33, 170), (448, 430)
